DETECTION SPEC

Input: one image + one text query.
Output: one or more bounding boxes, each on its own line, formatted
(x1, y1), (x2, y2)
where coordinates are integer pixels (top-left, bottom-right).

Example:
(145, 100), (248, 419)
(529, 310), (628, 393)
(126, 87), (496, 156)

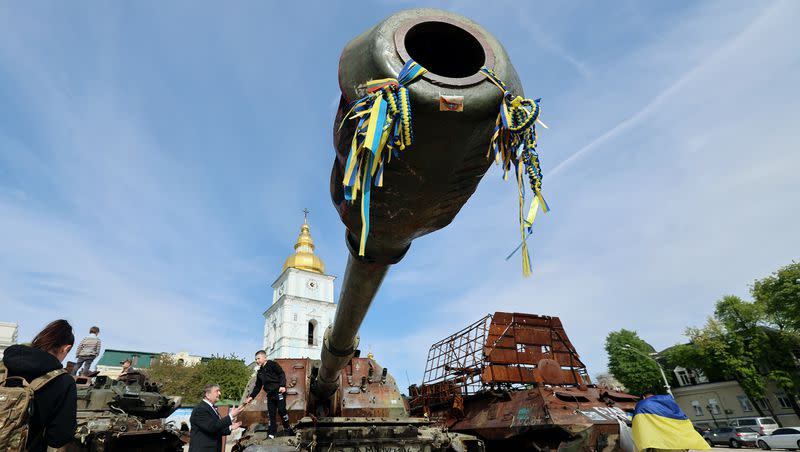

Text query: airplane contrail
(547, 2), (782, 181)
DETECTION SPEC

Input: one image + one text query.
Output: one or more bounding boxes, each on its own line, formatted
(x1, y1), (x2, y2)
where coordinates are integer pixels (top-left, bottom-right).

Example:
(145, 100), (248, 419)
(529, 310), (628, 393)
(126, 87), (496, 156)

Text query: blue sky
(1, 1), (798, 386)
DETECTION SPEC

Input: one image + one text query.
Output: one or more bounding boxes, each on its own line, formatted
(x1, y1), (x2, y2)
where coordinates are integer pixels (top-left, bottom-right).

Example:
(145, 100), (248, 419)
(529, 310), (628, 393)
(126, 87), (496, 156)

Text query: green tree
(722, 288), (800, 422)
(752, 261), (800, 331)
(145, 354), (253, 406)
(197, 355), (253, 403)
(661, 343), (725, 382)
(145, 354), (205, 405)
(759, 327), (800, 420)
(751, 262), (800, 420)
(605, 329), (665, 395)
(684, 316), (775, 419)
(678, 294), (800, 424)
(659, 261), (800, 423)
(714, 294), (764, 333)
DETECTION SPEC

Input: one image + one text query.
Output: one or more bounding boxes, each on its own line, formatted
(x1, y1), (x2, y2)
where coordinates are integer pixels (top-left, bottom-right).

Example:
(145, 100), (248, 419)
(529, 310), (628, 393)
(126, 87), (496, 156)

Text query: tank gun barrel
(312, 8), (524, 400)
(314, 255), (389, 398)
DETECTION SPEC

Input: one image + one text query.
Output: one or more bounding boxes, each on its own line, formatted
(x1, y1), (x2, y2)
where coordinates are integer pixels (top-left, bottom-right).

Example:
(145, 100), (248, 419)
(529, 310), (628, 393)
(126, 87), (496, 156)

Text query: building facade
(0, 321), (19, 360)
(95, 349), (207, 377)
(262, 216), (336, 360)
(671, 368), (800, 428)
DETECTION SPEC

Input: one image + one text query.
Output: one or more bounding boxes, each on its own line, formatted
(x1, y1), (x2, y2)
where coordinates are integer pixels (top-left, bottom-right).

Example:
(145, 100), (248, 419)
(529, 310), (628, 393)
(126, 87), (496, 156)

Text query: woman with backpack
(1, 319), (78, 452)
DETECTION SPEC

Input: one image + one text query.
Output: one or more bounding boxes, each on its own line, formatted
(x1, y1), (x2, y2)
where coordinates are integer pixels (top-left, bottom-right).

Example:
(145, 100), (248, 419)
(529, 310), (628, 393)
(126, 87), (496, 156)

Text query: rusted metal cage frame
(420, 313), (491, 401)
(415, 312), (593, 412)
(482, 312), (591, 387)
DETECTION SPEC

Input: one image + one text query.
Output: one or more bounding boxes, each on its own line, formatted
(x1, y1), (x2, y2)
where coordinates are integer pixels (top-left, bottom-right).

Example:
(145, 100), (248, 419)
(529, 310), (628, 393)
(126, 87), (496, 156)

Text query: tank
(64, 370), (185, 452)
(235, 7), (537, 451)
(234, 357), (482, 452)
(322, 4), (522, 407)
(408, 313), (640, 451)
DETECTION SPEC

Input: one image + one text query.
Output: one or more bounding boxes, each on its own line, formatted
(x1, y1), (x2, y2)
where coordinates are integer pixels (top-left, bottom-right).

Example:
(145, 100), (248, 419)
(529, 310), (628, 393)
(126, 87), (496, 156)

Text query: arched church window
(308, 321), (316, 346)
(271, 322), (277, 350)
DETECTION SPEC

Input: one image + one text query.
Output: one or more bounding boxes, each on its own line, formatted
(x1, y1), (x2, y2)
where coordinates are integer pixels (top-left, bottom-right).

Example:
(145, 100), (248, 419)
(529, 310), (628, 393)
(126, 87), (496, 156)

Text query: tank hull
(66, 373), (185, 451)
(236, 357), (483, 452)
(66, 413), (185, 452)
(410, 313), (639, 451)
(425, 387), (635, 451)
(237, 417), (483, 452)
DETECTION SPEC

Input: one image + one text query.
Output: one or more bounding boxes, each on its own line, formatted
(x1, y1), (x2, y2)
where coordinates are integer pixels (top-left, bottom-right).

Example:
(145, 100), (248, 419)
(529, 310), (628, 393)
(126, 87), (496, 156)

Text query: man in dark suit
(189, 383), (242, 452)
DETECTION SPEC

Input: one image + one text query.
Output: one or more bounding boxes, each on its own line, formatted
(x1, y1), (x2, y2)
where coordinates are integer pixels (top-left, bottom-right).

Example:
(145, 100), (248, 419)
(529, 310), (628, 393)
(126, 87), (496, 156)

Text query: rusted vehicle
(65, 371), (185, 452)
(234, 5), (542, 450)
(234, 356), (481, 452)
(234, 2), (552, 448)
(408, 313), (639, 451)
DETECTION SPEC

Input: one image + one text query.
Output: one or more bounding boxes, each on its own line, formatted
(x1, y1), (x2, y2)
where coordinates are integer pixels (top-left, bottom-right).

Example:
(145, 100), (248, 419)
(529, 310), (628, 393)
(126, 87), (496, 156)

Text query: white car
(757, 427), (800, 450)
(731, 417), (781, 436)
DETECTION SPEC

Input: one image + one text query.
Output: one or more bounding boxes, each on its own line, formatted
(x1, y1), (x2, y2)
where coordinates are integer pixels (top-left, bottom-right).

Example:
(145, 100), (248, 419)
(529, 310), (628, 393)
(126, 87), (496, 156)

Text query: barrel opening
(403, 21), (485, 78)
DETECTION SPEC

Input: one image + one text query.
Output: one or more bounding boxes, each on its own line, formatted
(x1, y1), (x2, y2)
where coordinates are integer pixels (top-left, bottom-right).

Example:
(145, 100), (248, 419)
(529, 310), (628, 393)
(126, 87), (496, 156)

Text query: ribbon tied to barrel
(480, 66), (550, 277)
(340, 59), (428, 257)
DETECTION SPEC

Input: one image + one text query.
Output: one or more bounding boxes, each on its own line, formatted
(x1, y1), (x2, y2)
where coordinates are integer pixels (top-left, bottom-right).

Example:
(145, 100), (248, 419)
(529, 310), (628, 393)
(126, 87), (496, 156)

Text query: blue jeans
(73, 356), (95, 376)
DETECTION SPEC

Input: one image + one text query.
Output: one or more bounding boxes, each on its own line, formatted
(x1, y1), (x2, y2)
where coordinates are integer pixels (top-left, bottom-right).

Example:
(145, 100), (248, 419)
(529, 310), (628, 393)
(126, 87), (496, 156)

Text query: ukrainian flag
(632, 395), (710, 450)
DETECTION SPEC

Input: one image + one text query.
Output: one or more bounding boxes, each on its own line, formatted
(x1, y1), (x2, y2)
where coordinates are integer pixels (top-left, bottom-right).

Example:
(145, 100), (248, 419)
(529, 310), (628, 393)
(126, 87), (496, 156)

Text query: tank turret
(65, 371), (185, 452)
(74, 371), (181, 419)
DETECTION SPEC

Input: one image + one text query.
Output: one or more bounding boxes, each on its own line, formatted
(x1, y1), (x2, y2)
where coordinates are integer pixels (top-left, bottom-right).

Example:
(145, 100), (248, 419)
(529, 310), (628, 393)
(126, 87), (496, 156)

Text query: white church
(262, 214), (336, 359)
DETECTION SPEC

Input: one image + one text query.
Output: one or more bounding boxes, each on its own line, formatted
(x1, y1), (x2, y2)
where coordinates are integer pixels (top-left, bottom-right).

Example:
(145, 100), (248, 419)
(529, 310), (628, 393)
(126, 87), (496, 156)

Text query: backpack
(0, 363), (66, 452)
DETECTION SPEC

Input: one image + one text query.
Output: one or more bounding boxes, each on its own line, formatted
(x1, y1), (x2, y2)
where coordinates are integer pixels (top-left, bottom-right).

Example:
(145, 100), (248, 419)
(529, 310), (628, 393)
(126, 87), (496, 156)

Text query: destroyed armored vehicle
(236, 3), (549, 450)
(65, 370), (185, 452)
(409, 312), (639, 451)
(235, 356), (482, 452)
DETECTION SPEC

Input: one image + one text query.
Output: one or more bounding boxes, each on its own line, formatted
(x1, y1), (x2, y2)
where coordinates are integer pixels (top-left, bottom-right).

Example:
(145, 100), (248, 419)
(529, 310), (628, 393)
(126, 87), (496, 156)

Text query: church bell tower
(263, 212), (336, 359)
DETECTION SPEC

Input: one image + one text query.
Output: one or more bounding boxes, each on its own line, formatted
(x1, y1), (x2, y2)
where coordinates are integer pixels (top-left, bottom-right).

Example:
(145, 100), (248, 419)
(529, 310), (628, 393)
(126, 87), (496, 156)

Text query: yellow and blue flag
(631, 395), (710, 450)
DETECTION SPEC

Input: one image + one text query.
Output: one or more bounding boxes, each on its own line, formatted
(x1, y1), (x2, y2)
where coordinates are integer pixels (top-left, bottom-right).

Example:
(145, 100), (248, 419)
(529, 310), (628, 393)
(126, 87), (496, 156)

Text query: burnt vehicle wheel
(758, 440), (770, 450)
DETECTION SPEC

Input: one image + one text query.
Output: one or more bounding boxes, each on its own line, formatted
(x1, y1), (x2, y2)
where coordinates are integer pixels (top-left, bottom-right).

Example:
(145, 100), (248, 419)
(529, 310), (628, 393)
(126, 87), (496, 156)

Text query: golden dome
(282, 215), (325, 274)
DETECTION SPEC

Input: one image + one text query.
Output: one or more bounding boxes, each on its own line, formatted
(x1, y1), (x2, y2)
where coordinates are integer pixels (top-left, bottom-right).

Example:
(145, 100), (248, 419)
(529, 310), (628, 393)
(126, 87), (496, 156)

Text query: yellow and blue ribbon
(480, 67), (549, 277)
(340, 60), (427, 256)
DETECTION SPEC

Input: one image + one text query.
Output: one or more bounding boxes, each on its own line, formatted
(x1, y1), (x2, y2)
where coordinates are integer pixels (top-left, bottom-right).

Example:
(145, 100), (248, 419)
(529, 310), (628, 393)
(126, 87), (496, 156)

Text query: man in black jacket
(189, 384), (241, 452)
(244, 350), (293, 438)
(2, 343), (77, 452)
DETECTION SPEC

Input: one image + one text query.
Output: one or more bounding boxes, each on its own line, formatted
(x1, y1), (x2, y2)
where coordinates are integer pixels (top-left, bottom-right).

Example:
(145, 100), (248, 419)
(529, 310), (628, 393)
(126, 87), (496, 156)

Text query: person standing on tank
(2, 319), (78, 452)
(71, 325), (101, 376)
(244, 350), (293, 438)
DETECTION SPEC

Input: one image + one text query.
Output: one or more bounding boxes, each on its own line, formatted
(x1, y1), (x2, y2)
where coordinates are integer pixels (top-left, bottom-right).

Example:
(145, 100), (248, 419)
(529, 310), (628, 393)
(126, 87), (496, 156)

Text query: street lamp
(621, 344), (674, 397)
(706, 404), (719, 428)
